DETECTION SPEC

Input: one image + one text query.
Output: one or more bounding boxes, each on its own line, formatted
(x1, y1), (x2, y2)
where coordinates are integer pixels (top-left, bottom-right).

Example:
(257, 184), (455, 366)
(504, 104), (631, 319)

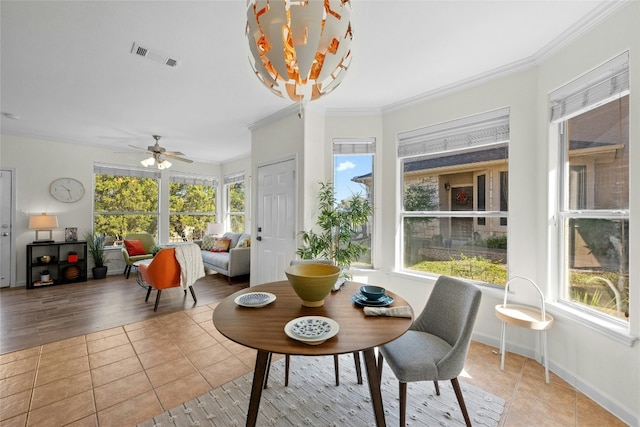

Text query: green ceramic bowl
(285, 263), (341, 307)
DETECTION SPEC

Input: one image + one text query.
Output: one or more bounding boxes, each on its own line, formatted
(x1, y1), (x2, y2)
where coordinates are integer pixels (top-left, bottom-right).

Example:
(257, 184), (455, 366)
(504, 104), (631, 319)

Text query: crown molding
(533, 0), (631, 63)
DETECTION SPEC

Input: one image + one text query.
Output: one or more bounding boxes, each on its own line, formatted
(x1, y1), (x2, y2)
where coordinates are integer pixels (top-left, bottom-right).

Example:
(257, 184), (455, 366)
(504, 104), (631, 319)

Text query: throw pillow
(237, 237), (251, 248)
(124, 239), (146, 256)
(201, 235), (217, 251)
(210, 237), (231, 252)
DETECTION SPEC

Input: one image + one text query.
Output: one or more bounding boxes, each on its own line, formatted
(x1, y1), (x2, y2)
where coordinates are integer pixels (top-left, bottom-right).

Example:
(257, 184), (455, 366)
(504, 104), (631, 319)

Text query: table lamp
(29, 213), (59, 243)
(206, 223), (224, 236)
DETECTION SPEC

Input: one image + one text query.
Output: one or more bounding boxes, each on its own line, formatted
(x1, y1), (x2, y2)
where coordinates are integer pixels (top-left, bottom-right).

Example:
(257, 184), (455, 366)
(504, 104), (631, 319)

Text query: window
(333, 138), (375, 268)
(398, 109), (509, 285)
(93, 164), (160, 244)
(225, 173), (245, 233)
(552, 52), (629, 321)
(169, 174), (217, 242)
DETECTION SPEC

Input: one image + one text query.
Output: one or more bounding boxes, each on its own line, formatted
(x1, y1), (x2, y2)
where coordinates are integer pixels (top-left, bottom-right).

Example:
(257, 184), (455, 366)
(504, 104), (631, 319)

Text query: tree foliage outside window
(94, 174), (159, 240)
(226, 181), (245, 233)
(169, 181), (216, 242)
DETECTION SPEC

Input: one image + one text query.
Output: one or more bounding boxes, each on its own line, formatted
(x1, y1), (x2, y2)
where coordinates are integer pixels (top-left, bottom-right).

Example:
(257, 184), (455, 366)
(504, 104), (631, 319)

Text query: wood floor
(0, 273), (628, 426)
(0, 272), (248, 354)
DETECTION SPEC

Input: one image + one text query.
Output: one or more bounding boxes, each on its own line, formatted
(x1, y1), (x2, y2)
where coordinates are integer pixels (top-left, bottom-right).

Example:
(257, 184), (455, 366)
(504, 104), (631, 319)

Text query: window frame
(332, 138), (376, 269)
(224, 173), (246, 233)
(397, 108), (510, 285)
(168, 173), (217, 242)
(92, 163), (161, 244)
(550, 51), (631, 330)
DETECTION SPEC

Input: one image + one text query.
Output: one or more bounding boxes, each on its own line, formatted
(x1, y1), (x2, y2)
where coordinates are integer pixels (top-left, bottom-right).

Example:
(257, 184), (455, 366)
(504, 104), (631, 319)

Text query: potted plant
(40, 269), (51, 282)
(297, 181), (373, 280)
(67, 251), (78, 263)
(84, 232), (108, 279)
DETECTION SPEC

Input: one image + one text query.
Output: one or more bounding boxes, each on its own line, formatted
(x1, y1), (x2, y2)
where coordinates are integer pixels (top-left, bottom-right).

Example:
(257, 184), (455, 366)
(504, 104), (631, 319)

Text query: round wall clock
(50, 177), (85, 203)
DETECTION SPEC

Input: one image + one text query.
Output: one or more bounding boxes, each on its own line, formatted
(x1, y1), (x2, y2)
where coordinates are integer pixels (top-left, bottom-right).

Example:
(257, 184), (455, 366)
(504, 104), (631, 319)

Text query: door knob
(1, 232), (8, 236)
(256, 236), (262, 241)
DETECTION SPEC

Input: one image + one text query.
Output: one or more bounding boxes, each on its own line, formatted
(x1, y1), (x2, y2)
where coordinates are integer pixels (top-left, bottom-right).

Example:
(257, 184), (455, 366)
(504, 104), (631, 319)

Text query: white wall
(316, 3), (638, 423)
(1, 134), (221, 283)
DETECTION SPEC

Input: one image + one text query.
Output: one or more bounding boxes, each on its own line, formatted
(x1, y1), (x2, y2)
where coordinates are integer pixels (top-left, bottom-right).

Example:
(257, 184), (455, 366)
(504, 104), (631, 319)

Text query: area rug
(138, 354), (504, 427)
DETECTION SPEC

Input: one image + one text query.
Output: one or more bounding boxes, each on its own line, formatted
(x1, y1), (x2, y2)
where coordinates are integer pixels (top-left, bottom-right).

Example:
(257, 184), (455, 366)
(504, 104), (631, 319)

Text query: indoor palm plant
(84, 231), (108, 279)
(297, 181), (372, 279)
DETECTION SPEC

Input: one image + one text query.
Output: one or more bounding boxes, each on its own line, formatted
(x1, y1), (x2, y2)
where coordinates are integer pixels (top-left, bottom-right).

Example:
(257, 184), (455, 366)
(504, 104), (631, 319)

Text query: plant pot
(68, 255), (79, 263)
(92, 266), (108, 280)
(40, 274), (51, 282)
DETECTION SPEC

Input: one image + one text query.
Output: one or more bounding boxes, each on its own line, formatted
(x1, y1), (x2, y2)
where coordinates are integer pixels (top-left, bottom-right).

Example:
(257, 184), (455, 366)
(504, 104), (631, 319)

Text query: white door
(256, 159), (296, 284)
(0, 170), (14, 287)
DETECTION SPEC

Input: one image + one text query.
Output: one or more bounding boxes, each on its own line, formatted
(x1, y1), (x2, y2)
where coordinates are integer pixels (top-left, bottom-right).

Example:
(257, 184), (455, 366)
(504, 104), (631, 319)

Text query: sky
(333, 154), (372, 203)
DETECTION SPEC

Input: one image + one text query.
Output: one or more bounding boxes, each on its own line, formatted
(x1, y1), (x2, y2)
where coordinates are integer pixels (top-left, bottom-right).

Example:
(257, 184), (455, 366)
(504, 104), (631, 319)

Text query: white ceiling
(0, 1), (622, 165)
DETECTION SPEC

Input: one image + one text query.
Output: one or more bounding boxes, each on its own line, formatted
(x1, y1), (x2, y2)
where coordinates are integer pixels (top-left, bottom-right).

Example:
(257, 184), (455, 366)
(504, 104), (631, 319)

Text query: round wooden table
(213, 281), (412, 427)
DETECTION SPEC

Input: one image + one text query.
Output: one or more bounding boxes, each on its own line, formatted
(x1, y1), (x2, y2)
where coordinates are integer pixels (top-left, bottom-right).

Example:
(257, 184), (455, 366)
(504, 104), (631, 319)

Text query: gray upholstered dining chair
(377, 275), (482, 427)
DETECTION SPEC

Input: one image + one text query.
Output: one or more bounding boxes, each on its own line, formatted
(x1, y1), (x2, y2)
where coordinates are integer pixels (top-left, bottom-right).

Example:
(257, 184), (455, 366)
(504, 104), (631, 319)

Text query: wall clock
(50, 177), (85, 203)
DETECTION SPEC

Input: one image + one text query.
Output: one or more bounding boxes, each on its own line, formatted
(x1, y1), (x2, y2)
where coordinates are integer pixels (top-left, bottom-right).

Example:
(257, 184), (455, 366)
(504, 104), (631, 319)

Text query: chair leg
(399, 381), (407, 427)
(153, 290), (162, 311)
(263, 352), (273, 389)
(333, 355), (340, 386)
(125, 265), (131, 279)
(285, 354), (290, 386)
(500, 321), (507, 370)
(189, 286), (197, 303)
(353, 352), (363, 384)
(145, 286), (152, 302)
(451, 377), (472, 427)
(377, 352), (384, 380)
(433, 381), (440, 395)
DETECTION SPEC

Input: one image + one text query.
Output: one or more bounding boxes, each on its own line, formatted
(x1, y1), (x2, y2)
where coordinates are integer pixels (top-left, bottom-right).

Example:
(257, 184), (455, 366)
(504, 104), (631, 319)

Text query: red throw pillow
(124, 239), (146, 256)
(210, 237), (231, 252)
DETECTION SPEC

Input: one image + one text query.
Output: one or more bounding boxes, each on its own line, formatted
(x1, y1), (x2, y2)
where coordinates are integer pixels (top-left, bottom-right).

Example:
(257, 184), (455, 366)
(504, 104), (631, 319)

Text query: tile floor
(0, 303), (627, 426)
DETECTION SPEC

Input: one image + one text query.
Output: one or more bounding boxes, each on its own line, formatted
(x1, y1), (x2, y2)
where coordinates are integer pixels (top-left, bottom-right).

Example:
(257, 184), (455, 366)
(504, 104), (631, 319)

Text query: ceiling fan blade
(128, 144), (150, 152)
(162, 150), (185, 156)
(164, 153), (193, 163)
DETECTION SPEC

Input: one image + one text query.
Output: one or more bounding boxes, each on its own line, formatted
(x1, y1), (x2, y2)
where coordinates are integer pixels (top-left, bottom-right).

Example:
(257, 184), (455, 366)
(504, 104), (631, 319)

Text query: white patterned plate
(234, 292), (276, 308)
(284, 316), (339, 345)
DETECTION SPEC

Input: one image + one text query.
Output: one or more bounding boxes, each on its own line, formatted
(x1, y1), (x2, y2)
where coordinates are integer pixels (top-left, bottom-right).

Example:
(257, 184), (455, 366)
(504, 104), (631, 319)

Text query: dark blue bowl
(359, 285), (386, 301)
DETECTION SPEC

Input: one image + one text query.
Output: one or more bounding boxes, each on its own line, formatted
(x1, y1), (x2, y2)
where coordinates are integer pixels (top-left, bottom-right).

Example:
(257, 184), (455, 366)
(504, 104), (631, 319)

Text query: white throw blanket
(174, 243), (205, 289)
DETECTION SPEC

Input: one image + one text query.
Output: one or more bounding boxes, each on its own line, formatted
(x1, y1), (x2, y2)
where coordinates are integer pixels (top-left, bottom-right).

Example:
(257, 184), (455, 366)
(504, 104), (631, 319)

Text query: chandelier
(246, 0), (353, 102)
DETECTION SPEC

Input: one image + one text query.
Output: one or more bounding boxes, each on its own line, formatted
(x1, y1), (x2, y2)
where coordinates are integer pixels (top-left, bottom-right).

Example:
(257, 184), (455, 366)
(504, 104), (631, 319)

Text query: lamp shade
(246, 0), (353, 102)
(29, 213), (59, 229)
(207, 223), (225, 236)
(29, 213), (58, 242)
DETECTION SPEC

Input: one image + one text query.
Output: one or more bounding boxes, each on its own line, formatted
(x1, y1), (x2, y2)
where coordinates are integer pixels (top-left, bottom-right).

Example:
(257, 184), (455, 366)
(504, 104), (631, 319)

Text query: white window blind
(170, 174), (217, 187)
(93, 163), (160, 179)
(550, 51), (629, 123)
(224, 173), (245, 184)
(333, 137), (376, 154)
(397, 108), (510, 159)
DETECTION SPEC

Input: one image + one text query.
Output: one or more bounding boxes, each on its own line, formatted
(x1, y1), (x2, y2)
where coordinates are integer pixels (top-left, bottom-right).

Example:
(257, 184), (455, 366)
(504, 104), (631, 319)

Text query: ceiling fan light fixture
(157, 159), (172, 170)
(246, 0), (353, 102)
(141, 156), (155, 167)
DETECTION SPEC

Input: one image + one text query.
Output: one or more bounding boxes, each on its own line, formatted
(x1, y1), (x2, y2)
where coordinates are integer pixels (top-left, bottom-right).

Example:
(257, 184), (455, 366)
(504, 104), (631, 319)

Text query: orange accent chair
(138, 247), (197, 311)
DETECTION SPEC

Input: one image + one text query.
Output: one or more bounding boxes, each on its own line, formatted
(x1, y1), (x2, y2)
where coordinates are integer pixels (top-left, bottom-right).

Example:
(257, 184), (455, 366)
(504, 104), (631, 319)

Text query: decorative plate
(291, 317), (333, 339)
(284, 316), (339, 345)
(351, 292), (394, 308)
(234, 292), (276, 308)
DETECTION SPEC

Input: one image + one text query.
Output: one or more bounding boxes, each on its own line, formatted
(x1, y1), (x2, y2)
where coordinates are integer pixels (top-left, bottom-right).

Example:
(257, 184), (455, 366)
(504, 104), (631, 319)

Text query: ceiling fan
(129, 135), (193, 169)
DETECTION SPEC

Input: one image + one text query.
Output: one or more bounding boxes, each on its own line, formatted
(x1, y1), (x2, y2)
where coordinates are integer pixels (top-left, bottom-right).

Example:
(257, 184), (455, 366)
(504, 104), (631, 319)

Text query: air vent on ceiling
(130, 42), (180, 68)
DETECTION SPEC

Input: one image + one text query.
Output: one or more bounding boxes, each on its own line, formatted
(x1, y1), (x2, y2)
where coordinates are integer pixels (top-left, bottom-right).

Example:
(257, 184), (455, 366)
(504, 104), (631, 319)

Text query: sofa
(198, 232), (250, 282)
